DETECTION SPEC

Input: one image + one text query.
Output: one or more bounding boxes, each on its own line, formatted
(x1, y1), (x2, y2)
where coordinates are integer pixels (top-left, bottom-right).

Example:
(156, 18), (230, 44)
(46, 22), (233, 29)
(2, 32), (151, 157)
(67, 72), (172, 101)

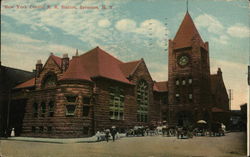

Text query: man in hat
(111, 127), (117, 142)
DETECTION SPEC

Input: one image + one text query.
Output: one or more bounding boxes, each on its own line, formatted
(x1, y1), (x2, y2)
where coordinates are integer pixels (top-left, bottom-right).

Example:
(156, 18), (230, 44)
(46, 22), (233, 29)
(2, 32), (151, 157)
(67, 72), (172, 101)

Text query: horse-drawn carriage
(210, 122), (226, 136)
(126, 126), (145, 136)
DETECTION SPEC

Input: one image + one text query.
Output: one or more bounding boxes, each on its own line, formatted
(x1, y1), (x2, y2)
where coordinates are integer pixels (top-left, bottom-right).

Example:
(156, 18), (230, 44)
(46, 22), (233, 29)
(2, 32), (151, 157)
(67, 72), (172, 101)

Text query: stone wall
(21, 82), (94, 138)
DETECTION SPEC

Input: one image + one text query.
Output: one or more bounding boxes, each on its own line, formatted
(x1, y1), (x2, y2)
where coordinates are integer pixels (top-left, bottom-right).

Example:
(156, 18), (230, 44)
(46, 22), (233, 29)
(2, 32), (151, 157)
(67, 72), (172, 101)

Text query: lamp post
(6, 89), (11, 138)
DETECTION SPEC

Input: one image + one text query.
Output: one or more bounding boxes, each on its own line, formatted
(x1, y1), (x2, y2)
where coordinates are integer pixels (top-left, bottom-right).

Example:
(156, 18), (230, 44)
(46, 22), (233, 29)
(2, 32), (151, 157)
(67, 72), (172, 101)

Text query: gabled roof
(173, 12), (205, 50)
(15, 47), (154, 87)
(50, 55), (62, 67)
(120, 59), (142, 78)
(153, 81), (168, 92)
(60, 47), (133, 84)
(14, 77), (35, 89)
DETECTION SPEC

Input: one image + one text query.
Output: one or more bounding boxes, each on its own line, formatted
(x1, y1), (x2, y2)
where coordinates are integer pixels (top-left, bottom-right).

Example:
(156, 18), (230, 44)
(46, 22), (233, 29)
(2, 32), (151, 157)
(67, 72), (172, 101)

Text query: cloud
(115, 19), (137, 31)
(1, 0), (128, 50)
(48, 44), (76, 56)
(135, 19), (169, 39)
(98, 19), (111, 28)
(147, 62), (168, 81)
(227, 24), (250, 38)
(1, 32), (44, 44)
(211, 35), (229, 45)
(2, 0), (169, 62)
(1, 32), (76, 70)
(115, 18), (169, 39)
(115, 18), (169, 49)
(194, 14), (224, 35)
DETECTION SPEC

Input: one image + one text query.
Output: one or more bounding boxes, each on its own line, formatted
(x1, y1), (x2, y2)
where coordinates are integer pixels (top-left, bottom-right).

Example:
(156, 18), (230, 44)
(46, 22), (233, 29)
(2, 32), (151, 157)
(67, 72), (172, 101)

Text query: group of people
(95, 122), (227, 142)
(95, 128), (118, 142)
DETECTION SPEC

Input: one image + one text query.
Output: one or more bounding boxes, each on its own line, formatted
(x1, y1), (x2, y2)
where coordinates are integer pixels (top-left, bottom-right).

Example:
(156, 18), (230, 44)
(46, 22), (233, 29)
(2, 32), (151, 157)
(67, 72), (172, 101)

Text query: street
(0, 132), (247, 157)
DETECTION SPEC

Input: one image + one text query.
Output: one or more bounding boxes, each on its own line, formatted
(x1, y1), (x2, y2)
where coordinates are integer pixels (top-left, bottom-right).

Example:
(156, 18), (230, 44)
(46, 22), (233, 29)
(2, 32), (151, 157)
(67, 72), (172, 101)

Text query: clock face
(178, 55), (189, 66)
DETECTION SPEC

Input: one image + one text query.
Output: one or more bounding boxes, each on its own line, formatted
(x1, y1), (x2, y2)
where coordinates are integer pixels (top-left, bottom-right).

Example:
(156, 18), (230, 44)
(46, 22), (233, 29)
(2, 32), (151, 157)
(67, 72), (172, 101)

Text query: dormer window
(42, 73), (57, 89)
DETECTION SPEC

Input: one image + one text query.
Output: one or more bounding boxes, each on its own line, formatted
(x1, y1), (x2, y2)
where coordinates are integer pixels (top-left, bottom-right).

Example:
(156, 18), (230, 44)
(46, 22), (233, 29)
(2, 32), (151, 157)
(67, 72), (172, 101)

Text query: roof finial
(75, 49), (79, 56)
(186, 0), (189, 12)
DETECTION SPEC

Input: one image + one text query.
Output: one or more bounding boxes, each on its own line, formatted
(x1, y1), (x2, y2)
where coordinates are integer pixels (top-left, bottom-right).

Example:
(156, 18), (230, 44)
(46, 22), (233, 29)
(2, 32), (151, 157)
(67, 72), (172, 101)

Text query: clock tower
(168, 12), (212, 126)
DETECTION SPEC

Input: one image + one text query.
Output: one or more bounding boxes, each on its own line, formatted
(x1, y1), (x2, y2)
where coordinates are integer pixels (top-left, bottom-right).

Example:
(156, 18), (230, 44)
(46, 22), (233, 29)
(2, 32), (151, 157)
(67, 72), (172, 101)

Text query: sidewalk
(0, 133), (126, 144)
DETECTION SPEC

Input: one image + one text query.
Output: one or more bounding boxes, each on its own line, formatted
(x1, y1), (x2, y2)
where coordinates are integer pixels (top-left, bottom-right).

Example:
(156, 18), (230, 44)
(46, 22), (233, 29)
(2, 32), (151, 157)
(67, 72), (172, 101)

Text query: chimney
(36, 59), (43, 77)
(75, 49), (79, 56)
(61, 53), (69, 72)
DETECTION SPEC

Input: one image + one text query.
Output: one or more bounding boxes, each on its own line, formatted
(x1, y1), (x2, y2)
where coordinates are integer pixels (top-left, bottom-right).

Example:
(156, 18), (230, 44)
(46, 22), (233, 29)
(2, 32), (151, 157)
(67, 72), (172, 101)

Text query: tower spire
(186, 0), (189, 12)
(173, 12), (206, 50)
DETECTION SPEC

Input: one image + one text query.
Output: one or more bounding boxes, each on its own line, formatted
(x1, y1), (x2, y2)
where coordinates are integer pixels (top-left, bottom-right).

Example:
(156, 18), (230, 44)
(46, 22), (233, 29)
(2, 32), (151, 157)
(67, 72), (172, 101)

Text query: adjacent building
(0, 63), (35, 137)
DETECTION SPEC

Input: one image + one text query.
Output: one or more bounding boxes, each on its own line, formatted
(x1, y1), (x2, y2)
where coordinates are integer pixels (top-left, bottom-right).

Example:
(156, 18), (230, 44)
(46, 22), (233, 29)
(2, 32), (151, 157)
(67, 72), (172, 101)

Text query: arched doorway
(176, 111), (193, 127)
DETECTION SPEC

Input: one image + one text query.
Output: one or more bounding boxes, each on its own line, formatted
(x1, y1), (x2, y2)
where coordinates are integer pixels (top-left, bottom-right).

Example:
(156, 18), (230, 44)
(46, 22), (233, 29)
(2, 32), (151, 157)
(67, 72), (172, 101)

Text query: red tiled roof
(120, 60), (141, 77)
(153, 81), (168, 92)
(60, 47), (133, 84)
(60, 56), (91, 81)
(14, 78), (35, 89)
(50, 55), (62, 67)
(173, 12), (205, 50)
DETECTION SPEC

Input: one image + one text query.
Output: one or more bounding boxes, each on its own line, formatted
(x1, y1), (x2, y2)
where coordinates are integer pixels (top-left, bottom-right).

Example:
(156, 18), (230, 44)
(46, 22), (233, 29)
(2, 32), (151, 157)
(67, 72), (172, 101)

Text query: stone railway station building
(7, 12), (229, 137)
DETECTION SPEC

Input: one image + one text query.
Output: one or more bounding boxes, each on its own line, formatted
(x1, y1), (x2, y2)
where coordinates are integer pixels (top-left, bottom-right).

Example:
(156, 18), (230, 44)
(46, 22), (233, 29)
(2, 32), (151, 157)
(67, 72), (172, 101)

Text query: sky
(1, 0), (249, 110)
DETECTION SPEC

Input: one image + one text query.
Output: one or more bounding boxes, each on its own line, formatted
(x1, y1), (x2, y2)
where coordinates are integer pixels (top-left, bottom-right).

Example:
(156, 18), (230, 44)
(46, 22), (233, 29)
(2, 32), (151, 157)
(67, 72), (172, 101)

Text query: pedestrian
(105, 129), (110, 142)
(96, 130), (101, 141)
(111, 128), (117, 142)
(11, 128), (15, 137)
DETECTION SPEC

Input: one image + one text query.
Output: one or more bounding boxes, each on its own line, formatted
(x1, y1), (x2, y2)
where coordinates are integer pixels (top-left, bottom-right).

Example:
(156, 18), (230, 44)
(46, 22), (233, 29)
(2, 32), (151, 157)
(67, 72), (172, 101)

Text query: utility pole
(248, 65), (250, 157)
(228, 89), (233, 111)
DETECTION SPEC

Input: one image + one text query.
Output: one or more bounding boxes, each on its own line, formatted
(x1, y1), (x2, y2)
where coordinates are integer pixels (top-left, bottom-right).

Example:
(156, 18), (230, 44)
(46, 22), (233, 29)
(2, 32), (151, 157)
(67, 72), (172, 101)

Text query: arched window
(137, 80), (149, 122)
(40, 102), (46, 117)
(188, 77), (192, 84)
(109, 87), (124, 120)
(42, 73), (57, 89)
(175, 79), (180, 86)
(48, 101), (55, 117)
(33, 103), (38, 117)
(182, 79), (186, 85)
